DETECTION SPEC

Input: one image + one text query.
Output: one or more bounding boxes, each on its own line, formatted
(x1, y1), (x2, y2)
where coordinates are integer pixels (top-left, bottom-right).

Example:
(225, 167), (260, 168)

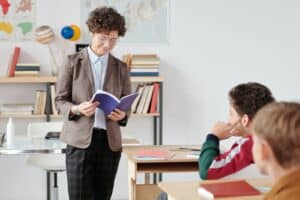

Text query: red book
(8, 47), (21, 77)
(198, 180), (261, 198)
(149, 83), (159, 113)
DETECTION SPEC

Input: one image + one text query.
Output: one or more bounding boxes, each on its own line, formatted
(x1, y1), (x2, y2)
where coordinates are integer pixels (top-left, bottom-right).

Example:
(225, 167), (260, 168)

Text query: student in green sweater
(199, 82), (274, 179)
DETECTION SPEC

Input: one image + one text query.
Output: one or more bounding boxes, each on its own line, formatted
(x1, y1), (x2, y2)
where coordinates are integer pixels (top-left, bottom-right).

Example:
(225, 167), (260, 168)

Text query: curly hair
(229, 82), (275, 119)
(86, 7), (126, 36)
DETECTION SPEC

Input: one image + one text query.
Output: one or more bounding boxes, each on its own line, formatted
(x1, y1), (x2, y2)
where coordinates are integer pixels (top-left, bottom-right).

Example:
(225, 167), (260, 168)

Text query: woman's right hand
(71, 101), (99, 117)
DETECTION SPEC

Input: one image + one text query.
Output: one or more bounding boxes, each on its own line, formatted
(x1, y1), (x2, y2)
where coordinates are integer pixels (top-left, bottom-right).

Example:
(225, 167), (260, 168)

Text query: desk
(123, 145), (200, 200)
(159, 178), (272, 200)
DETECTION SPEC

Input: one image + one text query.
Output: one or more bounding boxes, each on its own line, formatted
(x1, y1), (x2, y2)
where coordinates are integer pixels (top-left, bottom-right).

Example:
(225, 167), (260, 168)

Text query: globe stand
(48, 45), (58, 76)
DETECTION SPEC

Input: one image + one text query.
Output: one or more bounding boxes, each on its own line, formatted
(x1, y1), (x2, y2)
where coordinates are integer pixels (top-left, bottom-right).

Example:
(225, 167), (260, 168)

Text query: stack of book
(0, 104), (34, 116)
(14, 63), (40, 77)
(124, 54), (160, 76)
(131, 83), (160, 114)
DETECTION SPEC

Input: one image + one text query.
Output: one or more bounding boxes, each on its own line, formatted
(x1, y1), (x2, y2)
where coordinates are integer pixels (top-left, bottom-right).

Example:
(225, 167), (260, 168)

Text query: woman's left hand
(108, 109), (126, 122)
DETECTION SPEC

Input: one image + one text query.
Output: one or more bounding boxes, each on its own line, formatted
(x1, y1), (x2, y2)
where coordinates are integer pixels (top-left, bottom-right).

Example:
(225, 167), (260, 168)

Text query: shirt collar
(87, 46), (108, 64)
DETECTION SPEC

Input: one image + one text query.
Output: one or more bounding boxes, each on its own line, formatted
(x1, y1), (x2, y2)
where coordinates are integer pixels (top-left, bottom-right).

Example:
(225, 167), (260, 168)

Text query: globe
(61, 26), (74, 39)
(34, 25), (55, 44)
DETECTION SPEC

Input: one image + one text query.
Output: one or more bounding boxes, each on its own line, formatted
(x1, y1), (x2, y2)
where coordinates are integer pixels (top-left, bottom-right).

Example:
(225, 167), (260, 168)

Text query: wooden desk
(123, 145), (200, 200)
(159, 178), (272, 200)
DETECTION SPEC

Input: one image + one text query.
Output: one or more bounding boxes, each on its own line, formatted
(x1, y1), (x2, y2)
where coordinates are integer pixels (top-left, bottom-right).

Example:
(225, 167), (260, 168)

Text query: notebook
(135, 149), (175, 160)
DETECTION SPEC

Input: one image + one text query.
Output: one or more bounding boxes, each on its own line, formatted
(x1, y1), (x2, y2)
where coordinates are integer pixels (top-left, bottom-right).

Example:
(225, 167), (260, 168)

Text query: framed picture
(75, 43), (89, 52)
(80, 0), (170, 44)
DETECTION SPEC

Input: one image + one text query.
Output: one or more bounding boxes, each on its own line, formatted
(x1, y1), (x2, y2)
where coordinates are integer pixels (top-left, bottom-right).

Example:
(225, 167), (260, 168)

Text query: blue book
(91, 90), (139, 116)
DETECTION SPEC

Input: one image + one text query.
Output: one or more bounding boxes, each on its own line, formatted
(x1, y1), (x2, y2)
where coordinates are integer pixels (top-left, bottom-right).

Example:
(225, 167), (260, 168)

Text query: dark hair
(229, 82), (275, 119)
(86, 7), (126, 36)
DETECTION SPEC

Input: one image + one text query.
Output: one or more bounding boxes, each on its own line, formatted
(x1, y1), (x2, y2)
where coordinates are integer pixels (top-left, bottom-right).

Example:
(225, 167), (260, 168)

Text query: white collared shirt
(87, 46), (109, 130)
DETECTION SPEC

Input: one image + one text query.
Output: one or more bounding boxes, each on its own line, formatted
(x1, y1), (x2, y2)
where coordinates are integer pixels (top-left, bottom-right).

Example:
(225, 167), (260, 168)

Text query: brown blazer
(55, 48), (131, 151)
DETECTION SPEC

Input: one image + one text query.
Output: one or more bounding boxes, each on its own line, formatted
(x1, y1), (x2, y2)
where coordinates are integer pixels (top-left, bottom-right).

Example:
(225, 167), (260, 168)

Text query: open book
(91, 90), (139, 116)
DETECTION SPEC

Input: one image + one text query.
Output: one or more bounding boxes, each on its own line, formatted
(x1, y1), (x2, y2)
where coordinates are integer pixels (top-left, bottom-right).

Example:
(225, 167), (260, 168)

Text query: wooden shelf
(0, 76), (162, 84)
(130, 76), (163, 83)
(0, 114), (46, 118)
(0, 76), (57, 83)
(0, 112), (160, 119)
(50, 113), (160, 118)
(132, 113), (160, 117)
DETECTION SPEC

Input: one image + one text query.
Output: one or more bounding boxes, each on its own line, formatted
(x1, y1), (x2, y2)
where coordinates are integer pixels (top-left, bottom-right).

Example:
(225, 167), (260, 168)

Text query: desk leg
(128, 160), (136, 200)
(47, 172), (50, 200)
(145, 173), (150, 184)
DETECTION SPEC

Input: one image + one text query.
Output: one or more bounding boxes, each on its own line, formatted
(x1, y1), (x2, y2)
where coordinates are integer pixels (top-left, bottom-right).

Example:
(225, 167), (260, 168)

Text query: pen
(178, 147), (201, 151)
(168, 152), (176, 160)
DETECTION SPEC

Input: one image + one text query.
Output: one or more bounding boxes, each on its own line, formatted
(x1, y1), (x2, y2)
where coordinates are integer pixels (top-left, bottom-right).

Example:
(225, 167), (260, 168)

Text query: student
(252, 102), (300, 199)
(199, 82), (275, 179)
(55, 7), (131, 200)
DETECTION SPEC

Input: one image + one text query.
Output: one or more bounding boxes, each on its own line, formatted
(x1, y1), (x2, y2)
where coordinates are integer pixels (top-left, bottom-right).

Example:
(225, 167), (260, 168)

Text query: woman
(55, 7), (131, 200)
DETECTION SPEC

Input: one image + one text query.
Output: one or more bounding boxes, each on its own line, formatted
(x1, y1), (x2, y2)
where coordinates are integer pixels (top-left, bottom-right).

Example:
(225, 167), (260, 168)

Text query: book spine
(130, 65), (159, 69)
(130, 72), (159, 76)
(15, 67), (40, 71)
(33, 91), (41, 114)
(45, 84), (53, 115)
(150, 83), (160, 113)
(50, 84), (58, 115)
(131, 68), (159, 73)
(142, 85), (154, 114)
(14, 71), (39, 75)
(8, 47), (21, 77)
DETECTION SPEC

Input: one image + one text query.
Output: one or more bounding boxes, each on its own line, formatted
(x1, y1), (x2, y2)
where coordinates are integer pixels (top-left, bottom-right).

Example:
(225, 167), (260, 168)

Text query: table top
(159, 178), (272, 200)
(0, 136), (65, 154)
(0, 136), (140, 155)
(123, 145), (201, 163)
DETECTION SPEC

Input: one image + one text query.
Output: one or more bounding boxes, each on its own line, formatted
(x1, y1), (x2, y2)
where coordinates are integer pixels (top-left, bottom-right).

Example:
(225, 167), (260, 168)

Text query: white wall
(1, 0), (300, 199)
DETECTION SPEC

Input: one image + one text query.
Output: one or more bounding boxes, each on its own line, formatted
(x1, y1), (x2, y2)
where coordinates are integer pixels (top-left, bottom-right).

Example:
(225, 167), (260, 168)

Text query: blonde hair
(252, 102), (300, 168)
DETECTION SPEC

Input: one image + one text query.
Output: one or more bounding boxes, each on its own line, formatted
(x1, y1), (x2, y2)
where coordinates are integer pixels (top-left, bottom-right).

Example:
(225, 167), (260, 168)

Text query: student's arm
(199, 135), (254, 179)
(199, 134), (220, 179)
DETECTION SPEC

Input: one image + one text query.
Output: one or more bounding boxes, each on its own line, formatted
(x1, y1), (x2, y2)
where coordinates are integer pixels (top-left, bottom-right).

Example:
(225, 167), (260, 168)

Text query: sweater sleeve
(199, 134), (220, 179)
(199, 135), (254, 180)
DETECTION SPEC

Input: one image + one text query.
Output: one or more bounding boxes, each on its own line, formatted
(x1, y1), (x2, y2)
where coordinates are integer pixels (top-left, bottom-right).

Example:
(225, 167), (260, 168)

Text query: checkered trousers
(66, 129), (121, 200)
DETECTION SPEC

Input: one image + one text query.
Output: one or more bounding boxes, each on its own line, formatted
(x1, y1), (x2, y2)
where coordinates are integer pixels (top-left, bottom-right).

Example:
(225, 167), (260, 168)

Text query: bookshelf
(0, 76), (56, 121)
(0, 76), (56, 83)
(0, 76), (164, 147)
(132, 76), (163, 146)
